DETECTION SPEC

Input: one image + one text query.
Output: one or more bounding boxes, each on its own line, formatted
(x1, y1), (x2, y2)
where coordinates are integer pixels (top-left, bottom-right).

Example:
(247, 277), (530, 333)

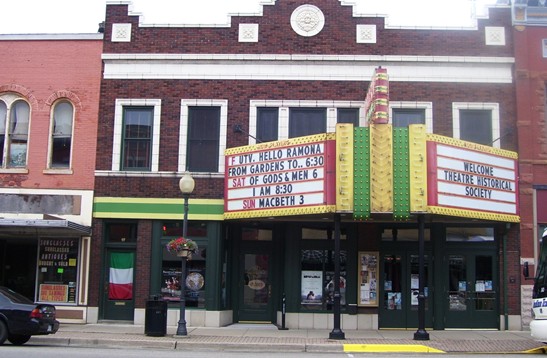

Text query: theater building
(92, 0), (523, 330)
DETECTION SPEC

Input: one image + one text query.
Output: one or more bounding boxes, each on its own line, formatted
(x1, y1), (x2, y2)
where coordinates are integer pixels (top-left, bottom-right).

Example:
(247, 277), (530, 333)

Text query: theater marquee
(426, 135), (519, 222)
(224, 133), (336, 219)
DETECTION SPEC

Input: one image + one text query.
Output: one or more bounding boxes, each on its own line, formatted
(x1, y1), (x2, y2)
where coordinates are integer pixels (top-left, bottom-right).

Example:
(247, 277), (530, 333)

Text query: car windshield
(0, 287), (33, 304)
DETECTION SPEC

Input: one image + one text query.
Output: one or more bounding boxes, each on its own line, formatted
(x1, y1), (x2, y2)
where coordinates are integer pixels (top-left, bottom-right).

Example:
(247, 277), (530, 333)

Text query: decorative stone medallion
(111, 23), (132, 42)
(290, 4), (325, 37)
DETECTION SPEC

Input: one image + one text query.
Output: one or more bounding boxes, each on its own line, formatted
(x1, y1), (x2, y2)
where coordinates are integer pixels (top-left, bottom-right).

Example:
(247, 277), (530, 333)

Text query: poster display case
(358, 251), (379, 307)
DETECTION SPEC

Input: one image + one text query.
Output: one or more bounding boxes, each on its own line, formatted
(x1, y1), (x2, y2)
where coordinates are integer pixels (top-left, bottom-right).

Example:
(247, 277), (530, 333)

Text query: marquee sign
(224, 134), (336, 219)
(426, 135), (519, 222)
(364, 67), (389, 124)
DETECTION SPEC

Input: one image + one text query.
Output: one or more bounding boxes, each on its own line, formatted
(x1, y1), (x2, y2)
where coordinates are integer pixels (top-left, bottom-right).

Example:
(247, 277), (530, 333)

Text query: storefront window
(300, 249), (346, 311)
(381, 228), (430, 242)
(242, 228), (272, 241)
(302, 228), (346, 240)
(107, 223), (136, 243)
(160, 242), (206, 308)
(446, 227), (494, 242)
(37, 238), (79, 304)
(162, 222), (207, 237)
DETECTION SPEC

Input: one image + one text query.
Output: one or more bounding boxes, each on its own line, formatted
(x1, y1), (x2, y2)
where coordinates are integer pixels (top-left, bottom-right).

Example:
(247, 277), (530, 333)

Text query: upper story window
(187, 107), (220, 172)
(49, 100), (74, 169)
(112, 99), (161, 172)
(122, 107), (153, 171)
(289, 108), (326, 138)
(389, 102), (433, 132)
(0, 94), (30, 169)
(392, 109), (425, 127)
(179, 99), (228, 174)
(251, 101), (362, 144)
(256, 107), (279, 143)
(452, 103), (500, 148)
(337, 108), (360, 126)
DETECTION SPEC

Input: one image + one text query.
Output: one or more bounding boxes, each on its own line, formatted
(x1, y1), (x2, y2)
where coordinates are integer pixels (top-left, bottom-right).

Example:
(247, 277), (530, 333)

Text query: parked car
(0, 286), (59, 345)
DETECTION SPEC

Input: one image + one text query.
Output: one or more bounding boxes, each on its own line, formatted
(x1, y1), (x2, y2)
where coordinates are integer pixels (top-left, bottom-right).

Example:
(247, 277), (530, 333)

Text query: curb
(30, 337), (176, 350)
(28, 335), (547, 354)
(343, 343), (445, 353)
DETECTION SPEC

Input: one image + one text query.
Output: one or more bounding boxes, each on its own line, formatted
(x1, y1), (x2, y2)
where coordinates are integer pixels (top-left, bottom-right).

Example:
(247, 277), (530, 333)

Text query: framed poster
(358, 251), (379, 307)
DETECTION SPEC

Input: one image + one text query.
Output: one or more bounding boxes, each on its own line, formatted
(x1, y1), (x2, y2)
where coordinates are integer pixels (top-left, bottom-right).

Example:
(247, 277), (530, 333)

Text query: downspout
(503, 225), (510, 330)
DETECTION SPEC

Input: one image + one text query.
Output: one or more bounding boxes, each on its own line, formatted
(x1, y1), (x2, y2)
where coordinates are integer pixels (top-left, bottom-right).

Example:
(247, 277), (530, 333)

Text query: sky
(0, 0), (501, 35)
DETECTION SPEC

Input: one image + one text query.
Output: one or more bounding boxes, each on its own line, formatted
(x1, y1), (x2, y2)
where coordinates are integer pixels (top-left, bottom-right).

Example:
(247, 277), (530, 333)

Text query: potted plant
(166, 237), (198, 258)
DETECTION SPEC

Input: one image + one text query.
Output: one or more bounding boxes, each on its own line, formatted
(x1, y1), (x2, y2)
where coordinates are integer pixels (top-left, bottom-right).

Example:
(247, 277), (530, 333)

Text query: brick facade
(93, 1), (522, 329)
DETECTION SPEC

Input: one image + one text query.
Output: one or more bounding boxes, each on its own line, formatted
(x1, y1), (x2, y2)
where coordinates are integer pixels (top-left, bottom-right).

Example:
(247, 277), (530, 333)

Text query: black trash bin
(144, 297), (167, 337)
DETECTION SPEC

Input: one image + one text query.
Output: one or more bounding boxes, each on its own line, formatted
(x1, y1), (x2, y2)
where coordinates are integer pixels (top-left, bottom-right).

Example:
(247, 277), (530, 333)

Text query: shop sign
(39, 284), (68, 302)
(38, 238), (79, 303)
(224, 133), (336, 219)
(426, 136), (519, 221)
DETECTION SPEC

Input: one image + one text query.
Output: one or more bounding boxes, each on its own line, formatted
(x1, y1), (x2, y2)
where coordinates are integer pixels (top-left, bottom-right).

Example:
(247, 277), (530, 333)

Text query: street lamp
(176, 172), (195, 336)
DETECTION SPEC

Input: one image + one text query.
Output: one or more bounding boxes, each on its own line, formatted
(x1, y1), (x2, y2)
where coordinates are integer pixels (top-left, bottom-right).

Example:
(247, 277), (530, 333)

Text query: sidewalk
(28, 323), (547, 354)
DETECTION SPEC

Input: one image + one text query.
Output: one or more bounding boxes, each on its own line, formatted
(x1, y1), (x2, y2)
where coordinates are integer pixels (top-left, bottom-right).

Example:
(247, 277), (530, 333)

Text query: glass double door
(444, 251), (498, 329)
(380, 251), (433, 329)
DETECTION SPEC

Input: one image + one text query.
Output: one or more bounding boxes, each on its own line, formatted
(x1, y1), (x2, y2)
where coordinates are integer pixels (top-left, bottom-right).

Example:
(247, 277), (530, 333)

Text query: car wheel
(0, 321), (7, 345)
(8, 334), (31, 346)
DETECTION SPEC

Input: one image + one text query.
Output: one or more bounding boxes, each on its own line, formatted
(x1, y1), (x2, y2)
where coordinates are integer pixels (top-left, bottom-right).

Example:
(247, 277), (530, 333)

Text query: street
(0, 345), (540, 358)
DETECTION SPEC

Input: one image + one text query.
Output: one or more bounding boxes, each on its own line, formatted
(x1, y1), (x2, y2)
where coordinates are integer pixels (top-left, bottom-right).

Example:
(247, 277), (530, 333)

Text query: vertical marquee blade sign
(224, 133), (337, 219)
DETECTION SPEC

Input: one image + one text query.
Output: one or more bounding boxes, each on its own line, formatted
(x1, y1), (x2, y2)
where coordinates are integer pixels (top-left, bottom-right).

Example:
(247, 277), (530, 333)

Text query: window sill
(43, 169), (73, 175)
(0, 168), (29, 174)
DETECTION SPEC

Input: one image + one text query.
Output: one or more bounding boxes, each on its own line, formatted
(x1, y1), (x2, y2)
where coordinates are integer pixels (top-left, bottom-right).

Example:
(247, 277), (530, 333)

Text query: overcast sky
(0, 0), (499, 34)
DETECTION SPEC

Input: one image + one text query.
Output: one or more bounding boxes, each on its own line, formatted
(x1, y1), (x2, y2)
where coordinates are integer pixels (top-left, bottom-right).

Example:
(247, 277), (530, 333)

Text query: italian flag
(109, 252), (134, 300)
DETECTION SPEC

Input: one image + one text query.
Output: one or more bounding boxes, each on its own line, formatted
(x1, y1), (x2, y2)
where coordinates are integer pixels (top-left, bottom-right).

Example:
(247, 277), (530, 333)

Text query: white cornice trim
(102, 54), (514, 83)
(0, 34), (103, 40)
(102, 53), (514, 63)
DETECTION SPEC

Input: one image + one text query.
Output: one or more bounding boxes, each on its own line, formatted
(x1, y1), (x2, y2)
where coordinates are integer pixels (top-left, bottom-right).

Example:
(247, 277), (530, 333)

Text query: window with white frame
(250, 101), (362, 144)
(0, 93), (30, 169)
(112, 99), (161, 172)
(389, 102), (433, 132)
(452, 103), (500, 147)
(179, 99), (227, 173)
(49, 100), (74, 169)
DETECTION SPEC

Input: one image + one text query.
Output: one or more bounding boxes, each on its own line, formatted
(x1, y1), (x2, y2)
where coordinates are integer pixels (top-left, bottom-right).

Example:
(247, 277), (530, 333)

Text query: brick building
(92, 1), (522, 330)
(512, 0), (547, 328)
(0, 33), (103, 322)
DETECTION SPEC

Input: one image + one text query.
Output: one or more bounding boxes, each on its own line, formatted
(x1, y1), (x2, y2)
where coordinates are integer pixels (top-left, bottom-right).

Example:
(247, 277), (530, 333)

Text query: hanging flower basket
(166, 237), (198, 257)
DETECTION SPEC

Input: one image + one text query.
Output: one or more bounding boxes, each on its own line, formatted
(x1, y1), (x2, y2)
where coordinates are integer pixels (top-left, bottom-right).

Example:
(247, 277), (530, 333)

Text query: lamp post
(176, 172), (195, 337)
(329, 213), (345, 340)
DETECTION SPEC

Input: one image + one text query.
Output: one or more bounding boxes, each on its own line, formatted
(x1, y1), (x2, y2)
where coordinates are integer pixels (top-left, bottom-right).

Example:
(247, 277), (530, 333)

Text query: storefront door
(379, 251), (433, 329)
(101, 249), (135, 321)
(444, 251), (498, 329)
(237, 250), (273, 322)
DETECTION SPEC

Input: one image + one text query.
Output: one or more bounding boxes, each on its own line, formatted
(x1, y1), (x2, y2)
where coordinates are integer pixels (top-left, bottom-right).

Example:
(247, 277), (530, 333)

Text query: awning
(0, 216), (91, 237)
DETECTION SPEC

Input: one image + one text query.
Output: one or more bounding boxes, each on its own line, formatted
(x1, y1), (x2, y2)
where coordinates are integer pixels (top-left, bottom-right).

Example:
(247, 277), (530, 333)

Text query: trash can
(144, 297), (167, 337)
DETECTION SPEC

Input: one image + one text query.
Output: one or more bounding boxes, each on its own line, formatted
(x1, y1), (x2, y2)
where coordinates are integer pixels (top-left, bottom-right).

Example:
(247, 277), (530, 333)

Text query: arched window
(50, 100), (74, 168)
(7, 99), (30, 168)
(0, 101), (6, 166)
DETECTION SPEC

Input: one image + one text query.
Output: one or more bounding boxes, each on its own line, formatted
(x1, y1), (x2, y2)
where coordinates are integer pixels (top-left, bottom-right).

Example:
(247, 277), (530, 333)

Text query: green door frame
(443, 249), (499, 329)
(379, 248), (434, 329)
(230, 224), (281, 324)
(100, 248), (136, 321)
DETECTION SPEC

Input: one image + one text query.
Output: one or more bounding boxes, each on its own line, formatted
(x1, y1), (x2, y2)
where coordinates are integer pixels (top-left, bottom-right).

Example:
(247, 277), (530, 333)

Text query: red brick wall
(0, 39), (102, 190)
(103, 2), (512, 58)
(514, 26), (547, 278)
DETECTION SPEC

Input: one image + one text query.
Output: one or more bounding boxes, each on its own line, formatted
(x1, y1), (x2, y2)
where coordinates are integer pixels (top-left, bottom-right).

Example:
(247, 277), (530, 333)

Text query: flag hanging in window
(109, 252), (134, 300)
